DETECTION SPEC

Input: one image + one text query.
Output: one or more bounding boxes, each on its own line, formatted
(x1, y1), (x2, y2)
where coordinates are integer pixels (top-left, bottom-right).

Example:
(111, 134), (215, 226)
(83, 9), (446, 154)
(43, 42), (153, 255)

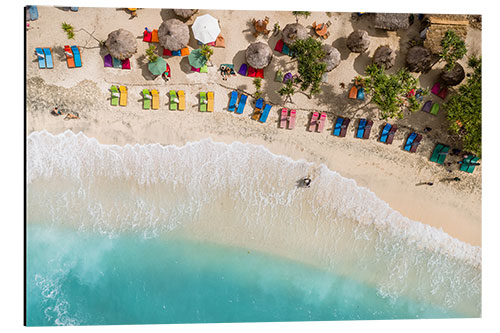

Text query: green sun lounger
(437, 145), (449, 164)
(169, 90), (178, 110)
(459, 155), (473, 172)
(430, 103), (440, 115)
(110, 85), (119, 106)
(199, 92), (207, 112)
(466, 157), (480, 173)
(430, 143), (450, 164)
(142, 89), (152, 110)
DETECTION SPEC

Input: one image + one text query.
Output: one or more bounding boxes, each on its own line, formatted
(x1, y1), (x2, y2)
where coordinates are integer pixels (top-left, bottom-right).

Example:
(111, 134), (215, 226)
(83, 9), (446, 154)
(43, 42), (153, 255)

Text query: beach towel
(180, 47), (190, 56)
(431, 82), (441, 96)
(169, 90), (178, 110)
(236, 94), (247, 114)
(172, 49), (182, 57)
(280, 108), (288, 129)
(259, 104), (271, 123)
(71, 46), (82, 67)
(104, 54), (113, 67)
(357, 119), (367, 138)
(363, 120), (373, 139)
(191, 66), (201, 72)
(121, 58), (131, 70)
(283, 72), (293, 84)
(437, 86), (448, 99)
(142, 89), (152, 110)
(28, 6), (39, 21)
(274, 70), (284, 82)
(317, 112), (327, 133)
(309, 112), (319, 132)
(151, 89), (159, 110)
(163, 49), (172, 56)
(143, 29), (152, 42)
(410, 134), (423, 152)
(386, 125), (398, 144)
(215, 34), (225, 48)
(274, 39), (284, 52)
(43, 48), (53, 69)
(256, 68), (264, 78)
(119, 86), (127, 106)
(288, 109), (296, 129)
(348, 86), (357, 99)
(110, 86), (119, 106)
(112, 57), (122, 68)
(430, 103), (440, 115)
(404, 133), (418, 151)
(64, 45), (75, 68)
(207, 92), (214, 112)
(340, 118), (351, 137)
(199, 92), (207, 112)
(421, 100), (432, 113)
(228, 91), (238, 112)
(333, 117), (343, 136)
(380, 123), (392, 143)
(35, 48), (45, 69)
(247, 66), (257, 77)
(282, 43), (290, 55)
(178, 91), (185, 111)
(238, 63), (248, 76)
(200, 64), (208, 73)
(357, 87), (365, 100)
(151, 29), (159, 43)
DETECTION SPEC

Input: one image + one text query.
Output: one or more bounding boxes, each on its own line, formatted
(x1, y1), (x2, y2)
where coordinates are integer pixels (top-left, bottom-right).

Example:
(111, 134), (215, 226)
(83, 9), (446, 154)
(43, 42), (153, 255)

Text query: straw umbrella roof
(282, 23), (308, 46)
(372, 45), (395, 69)
(440, 63), (465, 86)
(373, 13), (410, 31)
(173, 9), (198, 19)
(158, 18), (190, 51)
(346, 30), (370, 53)
(245, 42), (273, 69)
(105, 28), (137, 60)
(406, 46), (432, 73)
(322, 45), (341, 72)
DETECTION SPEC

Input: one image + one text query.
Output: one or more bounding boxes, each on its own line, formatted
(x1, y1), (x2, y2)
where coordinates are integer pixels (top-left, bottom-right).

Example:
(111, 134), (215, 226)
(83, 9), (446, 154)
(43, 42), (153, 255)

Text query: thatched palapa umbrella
(373, 45), (395, 69)
(406, 46), (432, 73)
(373, 13), (410, 31)
(346, 30), (370, 53)
(173, 9), (198, 19)
(321, 45), (341, 72)
(440, 63), (465, 86)
(282, 23), (307, 46)
(245, 42), (273, 69)
(158, 18), (190, 51)
(105, 28), (137, 60)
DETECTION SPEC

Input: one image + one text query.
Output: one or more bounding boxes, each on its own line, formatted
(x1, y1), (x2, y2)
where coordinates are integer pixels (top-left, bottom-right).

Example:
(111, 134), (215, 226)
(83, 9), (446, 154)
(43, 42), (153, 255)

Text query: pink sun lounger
(288, 109), (296, 129)
(309, 112), (319, 132)
(317, 112), (327, 132)
(280, 108), (288, 129)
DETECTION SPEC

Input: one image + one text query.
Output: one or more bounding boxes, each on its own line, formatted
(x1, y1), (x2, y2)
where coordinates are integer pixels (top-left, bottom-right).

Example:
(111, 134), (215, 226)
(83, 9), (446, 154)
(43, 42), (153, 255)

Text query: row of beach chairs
(35, 46), (82, 69)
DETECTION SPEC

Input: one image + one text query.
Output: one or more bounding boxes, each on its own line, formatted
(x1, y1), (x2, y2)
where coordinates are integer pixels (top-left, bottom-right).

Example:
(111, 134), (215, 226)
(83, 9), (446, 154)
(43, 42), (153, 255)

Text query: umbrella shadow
(160, 9), (176, 22)
(332, 37), (349, 61)
(353, 53), (371, 75)
(231, 49), (247, 74)
(179, 56), (193, 74)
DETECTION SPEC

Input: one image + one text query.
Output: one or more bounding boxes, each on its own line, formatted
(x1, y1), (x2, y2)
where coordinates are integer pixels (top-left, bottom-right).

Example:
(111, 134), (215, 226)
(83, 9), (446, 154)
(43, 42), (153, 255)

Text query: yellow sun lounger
(119, 86), (127, 106)
(151, 89), (159, 110)
(207, 92), (214, 112)
(178, 90), (185, 110)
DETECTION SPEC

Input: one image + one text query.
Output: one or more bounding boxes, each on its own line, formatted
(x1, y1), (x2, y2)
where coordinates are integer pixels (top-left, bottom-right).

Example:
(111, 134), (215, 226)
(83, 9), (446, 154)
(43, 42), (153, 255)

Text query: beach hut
(346, 30), (370, 53)
(192, 14), (221, 44)
(406, 46), (433, 73)
(245, 42), (273, 69)
(173, 9), (198, 20)
(440, 63), (465, 86)
(282, 23), (308, 46)
(105, 29), (138, 60)
(158, 18), (190, 51)
(321, 44), (341, 72)
(373, 13), (410, 31)
(372, 45), (395, 69)
(423, 14), (469, 55)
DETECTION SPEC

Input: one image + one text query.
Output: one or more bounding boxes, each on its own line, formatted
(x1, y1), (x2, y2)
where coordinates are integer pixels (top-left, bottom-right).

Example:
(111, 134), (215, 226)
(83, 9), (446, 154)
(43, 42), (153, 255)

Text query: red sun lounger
(280, 108), (288, 129)
(308, 112), (319, 132)
(410, 134), (423, 152)
(363, 120), (373, 139)
(317, 112), (327, 133)
(386, 125), (398, 144)
(288, 109), (296, 129)
(339, 118), (351, 137)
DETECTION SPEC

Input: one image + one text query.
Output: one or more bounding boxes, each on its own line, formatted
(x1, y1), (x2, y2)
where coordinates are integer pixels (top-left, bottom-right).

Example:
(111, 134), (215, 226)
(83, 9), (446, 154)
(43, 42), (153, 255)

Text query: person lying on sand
(64, 111), (80, 120)
(50, 107), (62, 116)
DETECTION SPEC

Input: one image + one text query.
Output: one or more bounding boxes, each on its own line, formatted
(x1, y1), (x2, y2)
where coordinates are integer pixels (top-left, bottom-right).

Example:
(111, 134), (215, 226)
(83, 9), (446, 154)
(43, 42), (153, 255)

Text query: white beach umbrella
(192, 14), (220, 44)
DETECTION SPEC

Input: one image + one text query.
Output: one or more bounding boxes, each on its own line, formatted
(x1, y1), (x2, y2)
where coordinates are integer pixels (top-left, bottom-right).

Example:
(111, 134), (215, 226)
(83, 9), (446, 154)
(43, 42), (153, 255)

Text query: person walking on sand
(303, 176), (312, 188)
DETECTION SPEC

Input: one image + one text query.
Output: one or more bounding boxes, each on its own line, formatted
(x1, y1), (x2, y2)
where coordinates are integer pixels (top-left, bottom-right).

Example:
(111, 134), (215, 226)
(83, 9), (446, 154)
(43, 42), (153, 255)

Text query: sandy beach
(26, 4), (481, 250)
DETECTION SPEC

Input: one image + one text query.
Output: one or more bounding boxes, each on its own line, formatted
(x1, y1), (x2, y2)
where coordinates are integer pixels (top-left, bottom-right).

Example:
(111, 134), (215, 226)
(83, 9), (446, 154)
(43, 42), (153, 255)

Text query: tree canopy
(439, 30), (467, 71)
(444, 56), (482, 157)
(292, 11), (311, 22)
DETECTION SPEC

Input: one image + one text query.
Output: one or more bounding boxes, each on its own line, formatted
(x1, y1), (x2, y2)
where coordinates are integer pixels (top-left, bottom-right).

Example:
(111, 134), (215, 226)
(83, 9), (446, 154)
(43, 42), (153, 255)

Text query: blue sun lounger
(356, 119), (367, 138)
(228, 91), (238, 112)
(236, 94), (247, 114)
(43, 48), (53, 68)
(71, 46), (82, 67)
(379, 123), (392, 143)
(259, 104), (272, 123)
(333, 117), (343, 136)
(35, 48), (45, 68)
(404, 132), (418, 151)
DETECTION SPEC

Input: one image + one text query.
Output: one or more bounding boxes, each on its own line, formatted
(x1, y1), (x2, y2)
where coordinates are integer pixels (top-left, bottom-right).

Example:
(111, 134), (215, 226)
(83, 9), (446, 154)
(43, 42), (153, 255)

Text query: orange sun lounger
(119, 86), (127, 106)
(178, 90), (185, 110)
(64, 45), (75, 68)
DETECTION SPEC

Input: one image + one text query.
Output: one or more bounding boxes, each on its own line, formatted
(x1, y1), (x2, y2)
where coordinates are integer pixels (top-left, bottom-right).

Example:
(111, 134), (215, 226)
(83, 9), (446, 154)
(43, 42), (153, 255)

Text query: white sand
(26, 6), (481, 246)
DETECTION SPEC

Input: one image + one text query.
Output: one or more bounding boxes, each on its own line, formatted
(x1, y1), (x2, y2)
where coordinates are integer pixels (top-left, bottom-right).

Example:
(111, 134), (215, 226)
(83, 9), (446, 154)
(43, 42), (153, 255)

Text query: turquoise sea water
(26, 130), (481, 326)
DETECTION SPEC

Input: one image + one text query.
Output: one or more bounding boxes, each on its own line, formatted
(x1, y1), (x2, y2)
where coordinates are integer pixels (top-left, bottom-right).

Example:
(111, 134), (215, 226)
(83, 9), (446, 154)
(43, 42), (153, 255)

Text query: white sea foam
(27, 130), (481, 315)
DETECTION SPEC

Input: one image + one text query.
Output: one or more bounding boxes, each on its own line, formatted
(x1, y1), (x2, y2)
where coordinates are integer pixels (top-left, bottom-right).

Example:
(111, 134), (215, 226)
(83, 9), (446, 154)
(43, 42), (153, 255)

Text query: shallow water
(26, 130), (481, 325)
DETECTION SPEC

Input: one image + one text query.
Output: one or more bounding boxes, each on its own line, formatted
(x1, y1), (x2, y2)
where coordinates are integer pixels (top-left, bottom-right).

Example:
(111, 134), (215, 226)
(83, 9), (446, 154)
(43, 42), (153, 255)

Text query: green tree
(289, 37), (327, 98)
(292, 11), (311, 23)
(439, 30), (467, 71)
(444, 56), (482, 157)
(200, 45), (214, 63)
(61, 22), (75, 39)
(363, 64), (426, 119)
(278, 79), (295, 104)
(145, 45), (158, 63)
(253, 78), (263, 99)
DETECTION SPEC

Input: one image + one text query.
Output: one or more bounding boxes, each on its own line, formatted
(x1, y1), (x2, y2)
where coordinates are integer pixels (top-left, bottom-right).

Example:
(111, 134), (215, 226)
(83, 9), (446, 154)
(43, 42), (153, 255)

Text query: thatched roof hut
(105, 28), (137, 60)
(406, 46), (432, 73)
(423, 14), (469, 54)
(440, 62), (465, 86)
(282, 23), (308, 46)
(321, 45), (341, 72)
(374, 13), (410, 30)
(173, 9), (198, 19)
(346, 30), (370, 53)
(245, 42), (273, 69)
(373, 45), (395, 69)
(158, 18), (190, 51)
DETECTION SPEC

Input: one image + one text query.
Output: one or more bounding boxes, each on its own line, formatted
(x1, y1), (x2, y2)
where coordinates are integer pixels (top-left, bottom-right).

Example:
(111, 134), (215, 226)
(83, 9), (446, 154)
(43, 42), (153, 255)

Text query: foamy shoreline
(26, 5), (481, 249)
